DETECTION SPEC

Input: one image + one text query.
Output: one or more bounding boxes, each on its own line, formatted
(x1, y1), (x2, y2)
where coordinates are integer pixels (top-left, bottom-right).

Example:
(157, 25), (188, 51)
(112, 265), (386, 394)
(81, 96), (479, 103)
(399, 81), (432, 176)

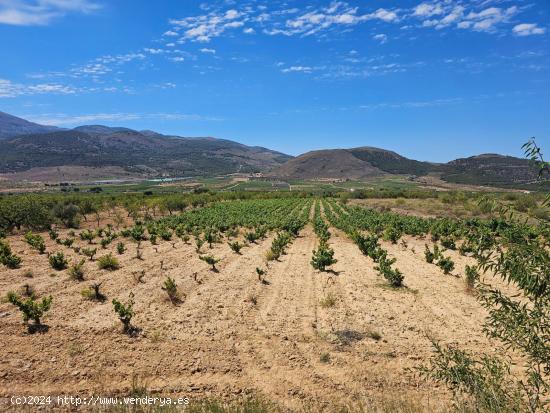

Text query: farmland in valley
(1, 191), (546, 412)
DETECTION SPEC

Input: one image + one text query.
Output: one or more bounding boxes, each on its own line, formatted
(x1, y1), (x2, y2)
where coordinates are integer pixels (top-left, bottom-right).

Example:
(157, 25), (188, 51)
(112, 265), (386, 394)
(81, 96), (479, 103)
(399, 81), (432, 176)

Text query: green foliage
(100, 237), (112, 249)
(375, 255), (404, 287)
(199, 254), (220, 271)
(48, 229), (59, 240)
(57, 237), (74, 247)
(419, 341), (523, 412)
(162, 276), (180, 304)
(52, 203), (80, 228)
(112, 293), (135, 334)
(195, 236), (205, 253)
(441, 237), (457, 250)
(382, 225), (402, 244)
(49, 252), (68, 270)
(80, 229), (95, 243)
(68, 259), (86, 281)
(24, 231), (46, 254)
(270, 231), (292, 260)
(116, 242), (126, 254)
(228, 241), (243, 254)
(204, 230), (218, 248)
(437, 256), (455, 275)
(244, 231), (259, 244)
(0, 240), (22, 269)
(7, 292), (52, 327)
(424, 244), (441, 264)
(97, 253), (120, 271)
(82, 247), (97, 261)
(311, 240), (337, 272)
(130, 225), (146, 242)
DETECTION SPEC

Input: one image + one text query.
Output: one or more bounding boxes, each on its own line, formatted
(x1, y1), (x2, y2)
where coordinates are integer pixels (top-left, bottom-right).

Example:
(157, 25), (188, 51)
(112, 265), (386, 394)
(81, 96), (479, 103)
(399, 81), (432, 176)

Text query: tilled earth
(0, 224), (511, 411)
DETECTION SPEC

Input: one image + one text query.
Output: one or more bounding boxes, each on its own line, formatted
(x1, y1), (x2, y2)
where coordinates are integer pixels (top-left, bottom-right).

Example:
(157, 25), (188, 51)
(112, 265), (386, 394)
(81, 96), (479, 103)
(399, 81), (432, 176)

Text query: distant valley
(0, 111), (542, 190)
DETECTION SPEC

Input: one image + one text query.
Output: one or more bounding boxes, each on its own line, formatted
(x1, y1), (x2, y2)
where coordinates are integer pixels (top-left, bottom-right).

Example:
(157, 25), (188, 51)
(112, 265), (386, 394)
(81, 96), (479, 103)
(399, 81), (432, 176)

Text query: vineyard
(0, 193), (548, 412)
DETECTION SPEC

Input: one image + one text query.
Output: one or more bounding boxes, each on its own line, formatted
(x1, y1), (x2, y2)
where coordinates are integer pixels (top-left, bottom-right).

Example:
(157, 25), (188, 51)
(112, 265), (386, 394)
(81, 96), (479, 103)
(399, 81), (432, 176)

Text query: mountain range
(0, 111), (542, 189)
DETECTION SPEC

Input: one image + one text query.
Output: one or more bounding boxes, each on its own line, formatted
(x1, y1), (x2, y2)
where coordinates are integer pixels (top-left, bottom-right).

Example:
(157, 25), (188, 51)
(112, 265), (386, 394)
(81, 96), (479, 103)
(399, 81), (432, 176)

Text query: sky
(0, 0), (549, 162)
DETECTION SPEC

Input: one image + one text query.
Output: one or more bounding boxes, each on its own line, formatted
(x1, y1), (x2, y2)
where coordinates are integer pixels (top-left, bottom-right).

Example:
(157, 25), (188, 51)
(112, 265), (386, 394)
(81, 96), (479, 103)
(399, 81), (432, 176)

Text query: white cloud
(170, 8), (249, 43)
(23, 112), (222, 126)
(373, 33), (388, 44)
(200, 48), (216, 54)
(513, 23), (546, 36)
(0, 78), (78, 97)
(163, 30), (178, 36)
(281, 66), (314, 73)
(274, 3), (399, 37)
(370, 8), (398, 23)
(413, 3), (520, 33)
(360, 97), (462, 110)
(0, 0), (100, 26)
(243, 27), (255, 34)
(144, 48), (165, 55)
(413, 3), (445, 17)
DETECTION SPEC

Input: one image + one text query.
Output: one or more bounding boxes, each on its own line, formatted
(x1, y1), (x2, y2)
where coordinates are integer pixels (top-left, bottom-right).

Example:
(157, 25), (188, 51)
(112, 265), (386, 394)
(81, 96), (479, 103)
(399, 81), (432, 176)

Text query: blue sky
(0, 0), (549, 161)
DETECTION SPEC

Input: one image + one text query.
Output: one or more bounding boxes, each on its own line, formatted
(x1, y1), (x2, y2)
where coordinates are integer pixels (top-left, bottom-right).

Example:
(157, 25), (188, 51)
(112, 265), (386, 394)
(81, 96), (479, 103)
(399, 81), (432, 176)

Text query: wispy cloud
(513, 23), (546, 37)
(373, 33), (388, 44)
(281, 66), (315, 74)
(0, 0), (101, 26)
(0, 78), (79, 97)
(265, 2), (398, 37)
(411, 2), (522, 33)
(22, 112), (223, 126)
(360, 97), (463, 110)
(169, 8), (248, 43)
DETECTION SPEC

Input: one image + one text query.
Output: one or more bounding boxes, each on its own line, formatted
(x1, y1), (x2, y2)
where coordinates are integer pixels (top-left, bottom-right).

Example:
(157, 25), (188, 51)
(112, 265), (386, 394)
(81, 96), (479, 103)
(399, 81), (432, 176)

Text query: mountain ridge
(0, 112), (541, 189)
(0, 111), (61, 139)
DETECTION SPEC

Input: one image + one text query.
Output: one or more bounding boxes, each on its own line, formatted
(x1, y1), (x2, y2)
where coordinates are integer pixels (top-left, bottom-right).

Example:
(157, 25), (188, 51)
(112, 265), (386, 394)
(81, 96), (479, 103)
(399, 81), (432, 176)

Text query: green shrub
(116, 242), (126, 254)
(49, 252), (68, 270)
(195, 236), (205, 253)
(68, 259), (86, 281)
(82, 247), (97, 261)
(0, 240), (22, 269)
(199, 254), (220, 271)
(424, 244), (441, 264)
(382, 226), (402, 244)
(98, 253), (120, 271)
(112, 293), (135, 334)
(162, 276), (180, 304)
(437, 256), (455, 275)
(244, 231), (259, 244)
(228, 241), (243, 254)
(48, 229), (58, 240)
(311, 240), (337, 272)
(375, 255), (404, 287)
(204, 230), (218, 248)
(7, 292), (52, 330)
(419, 341), (523, 412)
(441, 237), (456, 250)
(270, 231), (291, 258)
(24, 231), (46, 254)
(80, 229), (95, 244)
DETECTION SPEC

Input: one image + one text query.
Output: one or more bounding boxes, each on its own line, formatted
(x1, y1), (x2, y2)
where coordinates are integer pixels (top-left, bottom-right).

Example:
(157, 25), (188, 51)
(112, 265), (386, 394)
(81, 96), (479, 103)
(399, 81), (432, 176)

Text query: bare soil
(0, 225), (511, 411)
